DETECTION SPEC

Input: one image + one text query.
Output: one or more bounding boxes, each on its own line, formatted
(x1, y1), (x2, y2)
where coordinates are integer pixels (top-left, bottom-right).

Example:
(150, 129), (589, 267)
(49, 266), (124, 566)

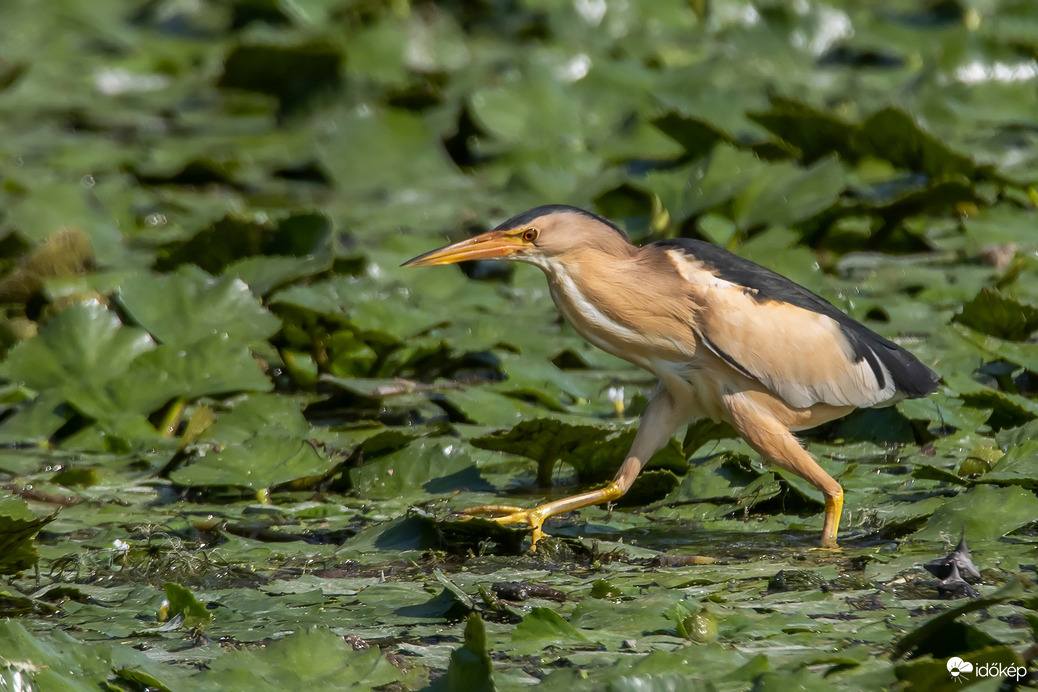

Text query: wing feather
(658, 240), (939, 409)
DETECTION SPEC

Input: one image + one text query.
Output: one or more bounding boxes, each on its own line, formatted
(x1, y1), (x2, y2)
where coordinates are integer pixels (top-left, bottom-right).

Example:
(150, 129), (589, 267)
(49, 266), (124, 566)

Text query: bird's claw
(458, 504), (550, 547)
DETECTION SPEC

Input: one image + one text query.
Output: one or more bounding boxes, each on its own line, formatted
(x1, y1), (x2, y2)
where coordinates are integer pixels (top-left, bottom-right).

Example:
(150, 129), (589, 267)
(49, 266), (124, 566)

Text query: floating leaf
(911, 486), (1038, 542)
(161, 582), (213, 628)
(749, 96), (858, 165)
(853, 108), (978, 180)
(954, 287), (1038, 342)
(512, 607), (589, 646)
(191, 628), (402, 690)
(0, 620), (175, 690)
(733, 156), (846, 231)
(432, 613), (495, 692)
(892, 579), (1026, 659)
(171, 433), (332, 489)
(0, 496), (54, 575)
(118, 267), (281, 349)
(349, 439), (492, 501)
(0, 301), (154, 393)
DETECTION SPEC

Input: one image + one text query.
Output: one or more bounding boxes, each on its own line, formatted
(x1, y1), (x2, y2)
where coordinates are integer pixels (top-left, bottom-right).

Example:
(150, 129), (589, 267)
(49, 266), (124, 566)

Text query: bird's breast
(547, 281), (653, 369)
(545, 266), (699, 371)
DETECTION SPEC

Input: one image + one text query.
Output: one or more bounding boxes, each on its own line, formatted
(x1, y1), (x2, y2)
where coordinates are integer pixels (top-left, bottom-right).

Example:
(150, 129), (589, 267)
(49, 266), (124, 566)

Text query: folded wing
(658, 239), (939, 410)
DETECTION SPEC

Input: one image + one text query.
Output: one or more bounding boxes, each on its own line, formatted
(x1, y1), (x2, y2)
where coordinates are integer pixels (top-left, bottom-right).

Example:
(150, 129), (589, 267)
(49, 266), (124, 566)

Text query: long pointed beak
(402, 231), (524, 267)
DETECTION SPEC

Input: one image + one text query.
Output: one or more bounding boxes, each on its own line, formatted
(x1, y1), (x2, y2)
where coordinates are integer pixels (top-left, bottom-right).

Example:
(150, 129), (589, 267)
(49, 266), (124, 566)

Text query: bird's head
(402, 204), (632, 269)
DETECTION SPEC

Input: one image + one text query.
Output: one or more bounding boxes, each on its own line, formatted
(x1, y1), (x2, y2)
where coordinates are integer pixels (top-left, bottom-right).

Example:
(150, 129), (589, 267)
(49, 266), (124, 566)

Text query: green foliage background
(0, 0), (1036, 689)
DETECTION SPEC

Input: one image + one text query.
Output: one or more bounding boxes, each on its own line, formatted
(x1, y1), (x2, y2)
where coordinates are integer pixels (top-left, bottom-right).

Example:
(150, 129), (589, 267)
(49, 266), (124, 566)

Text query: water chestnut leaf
(118, 267), (281, 349)
(431, 613), (495, 692)
(171, 433), (331, 489)
(161, 582), (213, 628)
(912, 486), (1038, 542)
(349, 439), (492, 501)
(190, 628), (402, 690)
(954, 287), (1038, 342)
(0, 496), (54, 575)
(0, 301), (154, 393)
(512, 607), (589, 647)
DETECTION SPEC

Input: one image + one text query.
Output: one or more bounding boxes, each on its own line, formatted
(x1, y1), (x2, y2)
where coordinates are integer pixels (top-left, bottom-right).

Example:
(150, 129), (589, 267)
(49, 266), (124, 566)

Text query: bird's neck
(533, 245), (697, 367)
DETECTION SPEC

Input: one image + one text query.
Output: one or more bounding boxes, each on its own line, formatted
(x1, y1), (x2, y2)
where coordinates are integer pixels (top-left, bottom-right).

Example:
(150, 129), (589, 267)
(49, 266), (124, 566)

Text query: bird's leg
(723, 394), (843, 549)
(461, 389), (684, 548)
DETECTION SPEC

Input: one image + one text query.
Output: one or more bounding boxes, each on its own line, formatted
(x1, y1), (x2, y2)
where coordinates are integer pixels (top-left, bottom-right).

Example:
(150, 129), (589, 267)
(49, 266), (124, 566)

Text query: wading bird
(404, 205), (939, 548)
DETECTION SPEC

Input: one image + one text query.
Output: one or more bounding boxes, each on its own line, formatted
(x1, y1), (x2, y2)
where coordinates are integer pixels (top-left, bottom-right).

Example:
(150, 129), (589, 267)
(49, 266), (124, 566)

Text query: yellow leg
(723, 392), (845, 550)
(462, 389), (688, 548)
(461, 481), (626, 546)
(819, 491), (843, 549)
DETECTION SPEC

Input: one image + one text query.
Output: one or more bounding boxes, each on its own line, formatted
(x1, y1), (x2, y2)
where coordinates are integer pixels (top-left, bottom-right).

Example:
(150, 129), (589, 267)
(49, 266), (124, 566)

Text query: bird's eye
(522, 228), (539, 242)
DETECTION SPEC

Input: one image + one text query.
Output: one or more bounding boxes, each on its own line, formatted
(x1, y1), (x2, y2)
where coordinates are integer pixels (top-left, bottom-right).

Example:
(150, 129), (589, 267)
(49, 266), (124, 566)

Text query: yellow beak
(402, 231), (525, 267)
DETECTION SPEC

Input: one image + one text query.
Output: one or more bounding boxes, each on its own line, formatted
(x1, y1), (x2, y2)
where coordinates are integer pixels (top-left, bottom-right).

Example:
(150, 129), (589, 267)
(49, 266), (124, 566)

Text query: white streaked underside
(526, 256), (723, 420)
(544, 264), (654, 368)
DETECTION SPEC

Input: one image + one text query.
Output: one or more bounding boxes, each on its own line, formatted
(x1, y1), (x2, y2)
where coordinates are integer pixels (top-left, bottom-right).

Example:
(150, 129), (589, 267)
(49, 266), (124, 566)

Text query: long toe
(459, 504), (526, 517)
(457, 505), (551, 548)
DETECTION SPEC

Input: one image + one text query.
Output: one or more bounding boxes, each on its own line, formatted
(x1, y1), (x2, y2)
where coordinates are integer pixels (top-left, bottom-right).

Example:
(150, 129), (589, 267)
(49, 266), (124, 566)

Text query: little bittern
(404, 205), (939, 548)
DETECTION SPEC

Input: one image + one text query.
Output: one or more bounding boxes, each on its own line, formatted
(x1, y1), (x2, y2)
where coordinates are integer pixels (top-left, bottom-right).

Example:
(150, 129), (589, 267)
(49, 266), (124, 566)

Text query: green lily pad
(349, 439), (492, 501)
(0, 300), (154, 393)
(171, 433), (332, 489)
(200, 394), (312, 444)
(0, 496), (54, 575)
(226, 253), (333, 298)
(749, 95), (859, 165)
(854, 107), (978, 180)
(161, 581), (213, 628)
(118, 266), (281, 349)
(733, 156), (846, 231)
(511, 606), (589, 651)
(191, 628), (402, 690)
(430, 613), (494, 692)
(911, 486), (1038, 542)
(977, 440), (1038, 489)
(0, 620), (177, 691)
(954, 287), (1038, 342)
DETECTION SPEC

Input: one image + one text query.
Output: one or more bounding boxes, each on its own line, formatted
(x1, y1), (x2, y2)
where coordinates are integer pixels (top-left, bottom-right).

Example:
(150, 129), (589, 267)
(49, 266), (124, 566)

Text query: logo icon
(947, 657), (974, 681)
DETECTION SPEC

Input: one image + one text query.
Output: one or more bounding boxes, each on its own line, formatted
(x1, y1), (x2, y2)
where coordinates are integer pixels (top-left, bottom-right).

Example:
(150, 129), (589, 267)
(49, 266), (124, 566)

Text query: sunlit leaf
(511, 607), (589, 647)
(911, 486), (1038, 542)
(0, 301), (154, 392)
(161, 582), (213, 628)
(171, 432), (331, 489)
(118, 267), (281, 348)
(349, 439), (492, 501)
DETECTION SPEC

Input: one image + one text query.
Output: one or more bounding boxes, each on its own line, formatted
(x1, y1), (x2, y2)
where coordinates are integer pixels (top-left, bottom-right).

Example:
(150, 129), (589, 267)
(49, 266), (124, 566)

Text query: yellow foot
(810, 541), (842, 552)
(459, 504), (551, 547)
(455, 482), (626, 550)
